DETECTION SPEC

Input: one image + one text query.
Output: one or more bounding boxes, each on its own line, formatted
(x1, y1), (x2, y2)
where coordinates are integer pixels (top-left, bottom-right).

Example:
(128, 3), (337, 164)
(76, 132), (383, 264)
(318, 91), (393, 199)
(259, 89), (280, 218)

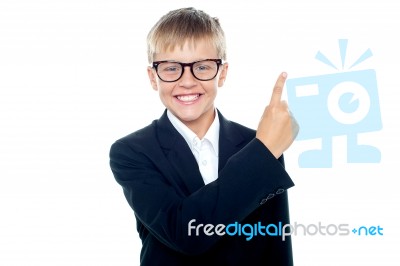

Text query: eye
(195, 64), (211, 72)
(164, 66), (179, 72)
(159, 62), (181, 73)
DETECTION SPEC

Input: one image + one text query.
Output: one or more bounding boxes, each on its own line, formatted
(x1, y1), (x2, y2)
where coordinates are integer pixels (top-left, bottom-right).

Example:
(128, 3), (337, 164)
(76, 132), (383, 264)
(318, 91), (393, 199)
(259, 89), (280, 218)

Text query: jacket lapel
(217, 110), (246, 171)
(156, 109), (246, 195)
(156, 111), (205, 194)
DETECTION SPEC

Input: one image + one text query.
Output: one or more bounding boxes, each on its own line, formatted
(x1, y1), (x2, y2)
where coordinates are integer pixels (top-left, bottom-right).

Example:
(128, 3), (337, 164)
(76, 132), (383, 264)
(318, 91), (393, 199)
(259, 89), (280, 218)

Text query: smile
(175, 94), (202, 103)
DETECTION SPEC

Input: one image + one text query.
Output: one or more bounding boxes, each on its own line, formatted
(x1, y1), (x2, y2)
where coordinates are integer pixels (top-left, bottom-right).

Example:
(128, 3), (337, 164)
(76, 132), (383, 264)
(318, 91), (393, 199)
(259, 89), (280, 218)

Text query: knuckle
(273, 85), (283, 93)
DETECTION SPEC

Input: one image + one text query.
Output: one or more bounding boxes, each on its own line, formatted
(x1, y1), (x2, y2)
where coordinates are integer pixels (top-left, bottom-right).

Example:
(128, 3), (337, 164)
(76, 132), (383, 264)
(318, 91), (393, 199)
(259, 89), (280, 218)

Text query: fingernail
(282, 72), (287, 78)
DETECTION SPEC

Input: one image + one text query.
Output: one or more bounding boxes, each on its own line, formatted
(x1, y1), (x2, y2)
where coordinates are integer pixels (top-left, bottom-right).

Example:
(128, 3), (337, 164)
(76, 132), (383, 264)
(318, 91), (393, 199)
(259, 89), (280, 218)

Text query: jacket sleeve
(109, 137), (294, 255)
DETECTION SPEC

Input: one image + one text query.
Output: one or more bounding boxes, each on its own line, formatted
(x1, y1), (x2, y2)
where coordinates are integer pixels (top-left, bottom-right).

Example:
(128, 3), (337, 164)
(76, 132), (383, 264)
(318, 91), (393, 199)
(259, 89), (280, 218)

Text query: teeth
(177, 94), (200, 102)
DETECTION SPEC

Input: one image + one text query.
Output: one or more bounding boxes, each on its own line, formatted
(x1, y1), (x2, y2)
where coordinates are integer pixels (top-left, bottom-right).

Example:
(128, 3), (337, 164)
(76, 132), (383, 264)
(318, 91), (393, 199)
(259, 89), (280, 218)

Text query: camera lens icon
(327, 81), (371, 125)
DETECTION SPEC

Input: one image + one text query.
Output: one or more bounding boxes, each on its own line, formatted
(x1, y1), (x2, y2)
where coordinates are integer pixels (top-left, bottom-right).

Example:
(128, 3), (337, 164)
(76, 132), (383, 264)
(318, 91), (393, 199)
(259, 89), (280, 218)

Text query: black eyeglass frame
(152, 59), (223, 82)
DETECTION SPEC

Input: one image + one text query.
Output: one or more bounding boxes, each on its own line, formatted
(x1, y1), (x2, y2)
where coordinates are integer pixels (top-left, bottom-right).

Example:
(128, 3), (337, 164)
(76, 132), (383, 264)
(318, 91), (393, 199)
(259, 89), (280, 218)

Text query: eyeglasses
(152, 59), (222, 82)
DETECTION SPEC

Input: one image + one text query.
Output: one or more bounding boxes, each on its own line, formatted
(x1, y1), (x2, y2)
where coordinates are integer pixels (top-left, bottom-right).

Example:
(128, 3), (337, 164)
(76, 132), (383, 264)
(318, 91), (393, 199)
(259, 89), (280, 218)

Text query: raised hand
(256, 72), (299, 158)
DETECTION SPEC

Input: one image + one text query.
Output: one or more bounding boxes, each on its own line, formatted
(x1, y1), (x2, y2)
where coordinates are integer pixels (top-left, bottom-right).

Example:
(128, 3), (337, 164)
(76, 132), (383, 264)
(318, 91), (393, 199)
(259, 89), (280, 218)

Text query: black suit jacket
(110, 110), (295, 265)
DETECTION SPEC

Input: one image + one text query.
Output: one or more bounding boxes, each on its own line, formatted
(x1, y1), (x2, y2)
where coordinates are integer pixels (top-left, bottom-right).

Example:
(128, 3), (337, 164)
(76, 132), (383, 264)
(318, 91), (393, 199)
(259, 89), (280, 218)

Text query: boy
(110, 7), (298, 266)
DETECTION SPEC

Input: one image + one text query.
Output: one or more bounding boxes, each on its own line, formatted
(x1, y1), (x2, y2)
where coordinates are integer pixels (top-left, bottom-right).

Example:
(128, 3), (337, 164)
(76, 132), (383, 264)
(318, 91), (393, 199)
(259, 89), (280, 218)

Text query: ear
(147, 66), (158, 91)
(217, 63), (228, 87)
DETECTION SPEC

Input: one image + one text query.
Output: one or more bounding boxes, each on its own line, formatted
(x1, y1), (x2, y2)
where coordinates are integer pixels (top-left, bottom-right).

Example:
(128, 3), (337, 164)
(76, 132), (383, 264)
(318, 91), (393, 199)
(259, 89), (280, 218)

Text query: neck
(183, 109), (215, 139)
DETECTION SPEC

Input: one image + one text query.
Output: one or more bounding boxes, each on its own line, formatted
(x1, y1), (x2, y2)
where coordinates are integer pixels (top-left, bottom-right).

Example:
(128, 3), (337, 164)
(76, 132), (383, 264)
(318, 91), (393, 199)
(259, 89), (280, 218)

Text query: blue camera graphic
(286, 40), (382, 168)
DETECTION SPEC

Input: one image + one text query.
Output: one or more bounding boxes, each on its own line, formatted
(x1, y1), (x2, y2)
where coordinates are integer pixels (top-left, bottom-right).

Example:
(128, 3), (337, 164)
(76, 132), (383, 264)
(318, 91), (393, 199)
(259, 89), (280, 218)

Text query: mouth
(175, 94), (202, 104)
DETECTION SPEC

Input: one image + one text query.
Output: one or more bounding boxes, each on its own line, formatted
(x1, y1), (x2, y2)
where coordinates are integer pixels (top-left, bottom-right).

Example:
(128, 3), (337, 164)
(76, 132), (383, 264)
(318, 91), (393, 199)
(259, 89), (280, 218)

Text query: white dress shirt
(167, 110), (219, 185)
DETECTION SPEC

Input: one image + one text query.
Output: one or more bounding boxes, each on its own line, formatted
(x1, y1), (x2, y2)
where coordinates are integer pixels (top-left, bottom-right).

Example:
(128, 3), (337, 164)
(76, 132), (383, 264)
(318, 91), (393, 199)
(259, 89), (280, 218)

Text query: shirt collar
(167, 109), (220, 155)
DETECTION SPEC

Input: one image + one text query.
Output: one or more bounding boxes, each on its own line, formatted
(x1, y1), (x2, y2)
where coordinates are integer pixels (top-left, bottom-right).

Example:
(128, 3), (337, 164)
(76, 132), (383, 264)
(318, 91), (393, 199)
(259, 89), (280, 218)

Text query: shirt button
(202, 160), (207, 166)
(193, 140), (197, 145)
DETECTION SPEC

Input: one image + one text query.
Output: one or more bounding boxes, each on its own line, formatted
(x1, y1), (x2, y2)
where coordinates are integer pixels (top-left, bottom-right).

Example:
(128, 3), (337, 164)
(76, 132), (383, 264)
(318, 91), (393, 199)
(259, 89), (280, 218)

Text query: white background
(1, 0), (399, 265)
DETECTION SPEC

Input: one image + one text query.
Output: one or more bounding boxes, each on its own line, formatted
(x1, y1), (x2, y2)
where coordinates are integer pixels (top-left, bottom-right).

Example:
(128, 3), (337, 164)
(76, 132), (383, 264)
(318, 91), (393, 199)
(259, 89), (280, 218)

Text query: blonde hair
(147, 7), (227, 63)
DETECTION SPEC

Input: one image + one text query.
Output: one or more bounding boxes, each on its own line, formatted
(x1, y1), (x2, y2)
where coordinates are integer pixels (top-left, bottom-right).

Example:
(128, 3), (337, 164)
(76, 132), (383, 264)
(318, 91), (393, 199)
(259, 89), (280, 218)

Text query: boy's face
(147, 39), (228, 130)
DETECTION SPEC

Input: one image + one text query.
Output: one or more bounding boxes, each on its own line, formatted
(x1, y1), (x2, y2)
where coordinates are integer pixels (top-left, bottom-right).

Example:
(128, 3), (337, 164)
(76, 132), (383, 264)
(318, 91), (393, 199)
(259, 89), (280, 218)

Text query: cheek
(209, 81), (219, 94)
(158, 84), (174, 98)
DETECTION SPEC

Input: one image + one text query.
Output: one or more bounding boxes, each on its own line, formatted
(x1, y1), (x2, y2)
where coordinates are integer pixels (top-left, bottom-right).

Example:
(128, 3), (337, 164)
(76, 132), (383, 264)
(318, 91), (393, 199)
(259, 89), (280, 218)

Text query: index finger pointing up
(269, 72), (287, 105)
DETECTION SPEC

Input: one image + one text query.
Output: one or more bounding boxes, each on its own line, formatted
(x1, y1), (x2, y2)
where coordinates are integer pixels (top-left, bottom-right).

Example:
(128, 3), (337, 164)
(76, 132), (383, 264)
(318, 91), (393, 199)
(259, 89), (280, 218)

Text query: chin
(171, 105), (214, 124)
(176, 113), (202, 123)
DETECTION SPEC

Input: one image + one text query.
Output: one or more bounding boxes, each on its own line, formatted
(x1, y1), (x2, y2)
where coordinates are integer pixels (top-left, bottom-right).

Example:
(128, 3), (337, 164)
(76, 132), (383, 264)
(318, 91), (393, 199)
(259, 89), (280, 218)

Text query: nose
(178, 66), (197, 88)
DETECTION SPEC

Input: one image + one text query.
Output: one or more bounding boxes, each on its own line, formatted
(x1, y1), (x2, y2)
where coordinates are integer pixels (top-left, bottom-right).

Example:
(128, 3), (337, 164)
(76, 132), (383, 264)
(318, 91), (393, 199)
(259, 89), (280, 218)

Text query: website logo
(188, 219), (384, 241)
(286, 39), (382, 168)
